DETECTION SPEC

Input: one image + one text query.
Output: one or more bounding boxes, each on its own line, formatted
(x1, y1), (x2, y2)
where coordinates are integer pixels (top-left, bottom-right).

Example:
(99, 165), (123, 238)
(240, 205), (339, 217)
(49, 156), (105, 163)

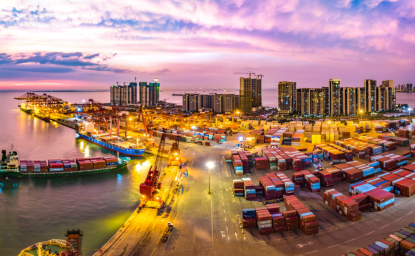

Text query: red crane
(139, 133), (166, 210)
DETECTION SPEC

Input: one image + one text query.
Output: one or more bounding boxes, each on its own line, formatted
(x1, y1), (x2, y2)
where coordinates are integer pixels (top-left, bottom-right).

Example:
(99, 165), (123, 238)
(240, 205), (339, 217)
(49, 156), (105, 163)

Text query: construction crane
(234, 71), (256, 78)
(139, 133), (167, 211)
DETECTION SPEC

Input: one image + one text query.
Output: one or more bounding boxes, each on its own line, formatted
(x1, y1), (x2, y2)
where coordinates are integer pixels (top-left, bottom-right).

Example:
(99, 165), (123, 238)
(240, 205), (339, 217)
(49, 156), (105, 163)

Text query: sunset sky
(1, 0), (414, 91)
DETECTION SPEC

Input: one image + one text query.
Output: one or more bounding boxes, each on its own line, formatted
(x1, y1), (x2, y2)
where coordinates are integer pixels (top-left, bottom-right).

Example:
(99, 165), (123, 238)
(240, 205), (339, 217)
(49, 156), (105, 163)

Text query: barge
(76, 131), (146, 157)
(0, 148), (130, 179)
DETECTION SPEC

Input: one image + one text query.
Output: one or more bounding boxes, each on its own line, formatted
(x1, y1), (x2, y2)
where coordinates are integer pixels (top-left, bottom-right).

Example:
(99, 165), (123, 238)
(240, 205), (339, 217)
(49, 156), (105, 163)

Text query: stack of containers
(19, 160), (27, 171)
(76, 158), (93, 170)
(232, 155), (243, 175)
(304, 172), (321, 192)
(276, 172), (295, 195)
(40, 160), (48, 172)
(49, 159), (64, 172)
(242, 209), (256, 228)
(259, 176), (277, 200)
(254, 157), (269, 169)
(319, 168), (342, 187)
(284, 196), (319, 234)
(61, 159), (78, 171)
(90, 157), (106, 168)
(256, 208), (273, 234)
(323, 189), (362, 222)
(265, 152), (277, 170)
(244, 178), (256, 200)
(25, 161), (34, 172)
(238, 151), (250, 174)
(233, 179), (244, 196)
(33, 161), (41, 172)
(292, 172), (305, 187)
(342, 223), (415, 256)
(103, 156), (119, 166)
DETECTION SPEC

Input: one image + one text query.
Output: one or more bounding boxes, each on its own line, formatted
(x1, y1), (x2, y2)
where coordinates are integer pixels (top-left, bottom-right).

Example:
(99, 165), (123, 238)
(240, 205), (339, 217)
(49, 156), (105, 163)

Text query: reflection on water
(0, 92), (150, 256)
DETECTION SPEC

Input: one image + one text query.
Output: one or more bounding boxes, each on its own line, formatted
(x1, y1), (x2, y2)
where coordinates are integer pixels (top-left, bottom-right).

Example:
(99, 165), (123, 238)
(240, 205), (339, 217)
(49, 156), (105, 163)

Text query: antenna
(135, 77), (137, 82)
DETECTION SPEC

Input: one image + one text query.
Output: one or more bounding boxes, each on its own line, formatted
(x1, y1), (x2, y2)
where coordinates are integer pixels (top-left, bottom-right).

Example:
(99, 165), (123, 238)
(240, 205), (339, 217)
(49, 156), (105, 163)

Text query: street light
(129, 117), (132, 125)
(359, 109), (364, 122)
(206, 161), (214, 194)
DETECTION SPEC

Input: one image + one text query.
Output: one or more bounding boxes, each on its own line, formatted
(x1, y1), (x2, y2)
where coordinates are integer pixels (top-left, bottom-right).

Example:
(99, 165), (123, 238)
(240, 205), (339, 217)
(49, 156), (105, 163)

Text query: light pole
(359, 109), (363, 122)
(409, 108), (412, 122)
(206, 161), (214, 194)
(129, 117), (132, 125)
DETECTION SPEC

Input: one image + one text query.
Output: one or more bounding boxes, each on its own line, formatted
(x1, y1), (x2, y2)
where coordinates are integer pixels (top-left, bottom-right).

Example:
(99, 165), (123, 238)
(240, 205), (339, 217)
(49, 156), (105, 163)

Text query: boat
(33, 112), (51, 122)
(76, 132), (146, 157)
(19, 103), (32, 114)
(18, 239), (76, 256)
(0, 146), (130, 178)
(172, 93), (183, 96)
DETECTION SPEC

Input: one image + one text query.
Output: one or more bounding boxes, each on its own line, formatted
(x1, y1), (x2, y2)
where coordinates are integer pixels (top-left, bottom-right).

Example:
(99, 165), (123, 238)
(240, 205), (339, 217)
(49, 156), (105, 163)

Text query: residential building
(342, 87), (357, 115)
(296, 88), (311, 116)
(278, 81), (297, 115)
(310, 88), (327, 116)
(110, 82), (138, 106)
(138, 79), (160, 107)
(239, 77), (252, 114)
(357, 87), (365, 112)
(364, 79), (377, 113)
(221, 94), (236, 113)
(182, 93), (236, 113)
(381, 80), (393, 88)
(251, 78), (262, 108)
(182, 93), (200, 112)
(329, 79), (341, 116)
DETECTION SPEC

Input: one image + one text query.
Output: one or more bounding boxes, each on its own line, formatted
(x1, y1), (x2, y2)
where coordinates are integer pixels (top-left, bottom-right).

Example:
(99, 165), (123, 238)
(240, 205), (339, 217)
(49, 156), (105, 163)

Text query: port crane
(139, 133), (167, 211)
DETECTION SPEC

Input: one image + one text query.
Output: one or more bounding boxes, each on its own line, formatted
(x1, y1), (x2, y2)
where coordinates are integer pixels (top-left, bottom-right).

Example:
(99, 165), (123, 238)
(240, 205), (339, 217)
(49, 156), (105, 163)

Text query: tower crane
(234, 71), (256, 78)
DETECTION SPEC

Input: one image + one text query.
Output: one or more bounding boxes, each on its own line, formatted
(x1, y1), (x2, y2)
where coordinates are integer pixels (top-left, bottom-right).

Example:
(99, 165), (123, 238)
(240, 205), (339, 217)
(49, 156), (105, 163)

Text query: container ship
(0, 148), (129, 178)
(76, 131), (146, 157)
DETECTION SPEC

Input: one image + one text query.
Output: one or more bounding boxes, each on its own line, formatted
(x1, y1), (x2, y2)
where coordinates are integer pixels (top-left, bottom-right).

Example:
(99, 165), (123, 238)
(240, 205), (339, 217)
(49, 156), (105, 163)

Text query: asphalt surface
(96, 129), (415, 256)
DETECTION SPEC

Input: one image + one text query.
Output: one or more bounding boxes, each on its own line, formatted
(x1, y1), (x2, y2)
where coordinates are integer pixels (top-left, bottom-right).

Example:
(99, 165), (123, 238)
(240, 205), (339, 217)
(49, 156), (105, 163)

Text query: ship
(33, 111), (51, 122)
(18, 239), (76, 256)
(19, 102), (32, 114)
(0, 147), (130, 178)
(76, 131), (146, 157)
(172, 93), (183, 96)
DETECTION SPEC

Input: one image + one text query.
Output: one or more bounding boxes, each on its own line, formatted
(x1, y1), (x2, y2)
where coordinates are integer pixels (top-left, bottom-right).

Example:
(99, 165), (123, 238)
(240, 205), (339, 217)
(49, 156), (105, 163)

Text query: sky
(0, 0), (414, 91)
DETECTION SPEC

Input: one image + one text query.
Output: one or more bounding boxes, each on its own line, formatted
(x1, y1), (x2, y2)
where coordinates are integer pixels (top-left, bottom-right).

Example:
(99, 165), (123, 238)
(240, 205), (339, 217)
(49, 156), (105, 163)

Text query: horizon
(1, 0), (415, 90)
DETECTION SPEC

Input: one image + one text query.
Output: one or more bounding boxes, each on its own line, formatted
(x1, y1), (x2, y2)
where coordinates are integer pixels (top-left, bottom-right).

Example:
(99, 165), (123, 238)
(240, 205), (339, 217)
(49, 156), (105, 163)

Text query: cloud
(0, 52), (128, 73)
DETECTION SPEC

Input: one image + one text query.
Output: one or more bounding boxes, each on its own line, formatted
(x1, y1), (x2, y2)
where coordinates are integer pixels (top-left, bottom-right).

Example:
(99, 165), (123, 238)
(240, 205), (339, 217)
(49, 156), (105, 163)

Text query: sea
(0, 90), (413, 255)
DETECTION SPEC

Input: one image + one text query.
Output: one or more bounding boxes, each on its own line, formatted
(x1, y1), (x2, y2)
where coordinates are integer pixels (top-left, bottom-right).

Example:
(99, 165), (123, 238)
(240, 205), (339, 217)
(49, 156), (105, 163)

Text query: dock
(94, 166), (179, 256)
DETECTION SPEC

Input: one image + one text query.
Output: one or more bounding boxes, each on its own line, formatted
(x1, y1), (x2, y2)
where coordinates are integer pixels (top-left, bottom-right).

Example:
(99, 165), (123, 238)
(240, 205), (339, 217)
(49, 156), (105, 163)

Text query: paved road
(141, 138), (415, 256)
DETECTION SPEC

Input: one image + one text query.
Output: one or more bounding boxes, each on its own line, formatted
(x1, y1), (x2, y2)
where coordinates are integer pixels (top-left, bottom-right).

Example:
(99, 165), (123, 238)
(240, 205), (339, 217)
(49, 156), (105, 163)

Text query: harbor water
(0, 91), (152, 256)
(0, 89), (413, 255)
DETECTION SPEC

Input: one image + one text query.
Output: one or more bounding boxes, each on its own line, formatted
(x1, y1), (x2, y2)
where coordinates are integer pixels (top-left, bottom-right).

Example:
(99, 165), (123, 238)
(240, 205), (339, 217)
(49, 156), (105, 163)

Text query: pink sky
(0, 0), (414, 91)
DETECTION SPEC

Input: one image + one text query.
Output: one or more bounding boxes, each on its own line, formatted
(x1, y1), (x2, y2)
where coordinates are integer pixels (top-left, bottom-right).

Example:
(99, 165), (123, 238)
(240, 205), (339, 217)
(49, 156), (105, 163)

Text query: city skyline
(1, 0), (415, 90)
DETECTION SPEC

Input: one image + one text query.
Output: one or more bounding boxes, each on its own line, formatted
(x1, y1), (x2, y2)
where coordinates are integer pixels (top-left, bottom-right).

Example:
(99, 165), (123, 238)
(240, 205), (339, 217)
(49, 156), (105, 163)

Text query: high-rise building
(342, 87), (357, 115)
(296, 88), (311, 116)
(182, 93), (236, 113)
(239, 77), (252, 114)
(364, 79), (377, 112)
(138, 79), (160, 107)
(182, 93), (200, 112)
(221, 94), (236, 113)
(329, 79), (341, 116)
(310, 88), (328, 116)
(278, 81), (297, 115)
(381, 80), (393, 88)
(357, 87), (365, 112)
(235, 95), (240, 110)
(251, 78), (262, 108)
(110, 82), (138, 106)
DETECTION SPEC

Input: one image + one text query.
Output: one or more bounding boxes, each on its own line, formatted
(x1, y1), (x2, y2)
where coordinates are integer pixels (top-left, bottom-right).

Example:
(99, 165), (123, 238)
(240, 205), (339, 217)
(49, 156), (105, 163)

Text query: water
(0, 92), (152, 256)
(0, 89), (412, 255)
